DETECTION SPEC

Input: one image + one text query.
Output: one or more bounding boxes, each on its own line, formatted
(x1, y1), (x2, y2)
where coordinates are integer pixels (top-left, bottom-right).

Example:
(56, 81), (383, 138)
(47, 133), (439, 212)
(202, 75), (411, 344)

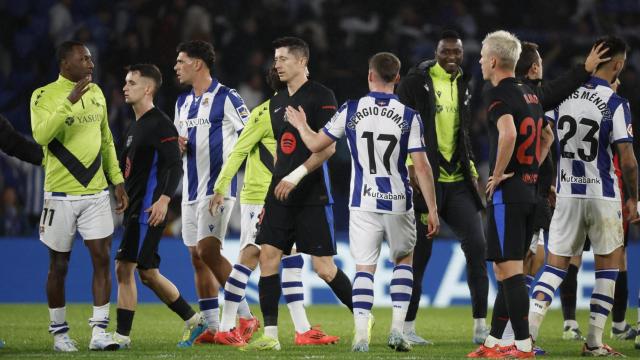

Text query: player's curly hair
(176, 40), (216, 71)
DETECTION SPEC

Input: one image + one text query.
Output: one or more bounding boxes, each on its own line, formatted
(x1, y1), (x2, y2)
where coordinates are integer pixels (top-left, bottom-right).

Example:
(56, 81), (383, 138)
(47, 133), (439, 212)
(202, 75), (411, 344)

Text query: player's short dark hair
(56, 40), (85, 65)
(441, 30), (461, 41)
(593, 36), (629, 70)
(125, 64), (163, 93)
(176, 40), (216, 71)
(266, 66), (285, 91)
(515, 42), (540, 78)
(369, 52), (401, 83)
(272, 37), (310, 60)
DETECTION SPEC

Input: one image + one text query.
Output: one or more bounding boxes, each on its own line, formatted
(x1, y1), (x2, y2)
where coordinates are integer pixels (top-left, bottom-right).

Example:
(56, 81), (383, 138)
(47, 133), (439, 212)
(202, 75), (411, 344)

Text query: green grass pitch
(0, 304), (638, 359)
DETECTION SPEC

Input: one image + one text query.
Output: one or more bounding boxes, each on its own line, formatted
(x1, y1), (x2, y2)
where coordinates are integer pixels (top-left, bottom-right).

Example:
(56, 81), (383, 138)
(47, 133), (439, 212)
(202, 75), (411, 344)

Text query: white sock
(515, 337), (532, 352)
(612, 321), (627, 331)
(484, 335), (500, 348)
(587, 269), (618, 348)
(186, 313), (201, 328)
(90, 303), (110, 336)
(564, 319), (579, 329)
(237, 298), (252, 319)
(264, 325), (278, 340)
(198, 297), (219, 331)
(390, 265), (413, 333)
(528, 265), (565, 341)
(474, 318), (487, 329)
(404, 320), (415, 333)
(353, 271), (374, 341)
(282, 254), (311, 333)
(221, 264), (252, 331)
(48, 307), (68, 335)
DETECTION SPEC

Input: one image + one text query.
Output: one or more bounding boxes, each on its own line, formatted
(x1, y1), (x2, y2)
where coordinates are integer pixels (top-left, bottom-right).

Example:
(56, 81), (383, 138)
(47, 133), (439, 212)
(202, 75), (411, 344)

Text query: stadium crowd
(2, 0), (640, 236)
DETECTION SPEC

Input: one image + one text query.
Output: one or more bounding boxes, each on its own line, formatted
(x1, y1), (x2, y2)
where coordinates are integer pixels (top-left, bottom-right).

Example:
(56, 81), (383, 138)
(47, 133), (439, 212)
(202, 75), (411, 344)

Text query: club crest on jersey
(65, 117), (74, 126)
(280, 131), (297, 154)
(202, 97), (210, 107)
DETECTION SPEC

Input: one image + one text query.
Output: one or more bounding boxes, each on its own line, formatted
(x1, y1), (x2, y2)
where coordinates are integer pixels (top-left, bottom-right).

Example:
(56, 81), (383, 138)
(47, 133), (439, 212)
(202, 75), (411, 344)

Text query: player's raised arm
(285, 105), (335, 152)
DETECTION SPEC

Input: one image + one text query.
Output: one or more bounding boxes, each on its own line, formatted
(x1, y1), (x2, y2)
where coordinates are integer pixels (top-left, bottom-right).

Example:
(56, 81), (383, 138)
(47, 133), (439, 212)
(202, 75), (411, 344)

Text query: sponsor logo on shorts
(560, 169), (601, 185)
(209, 224), (215, 232)
(249, 211), (255, 219)
(362, 184), (406, 200)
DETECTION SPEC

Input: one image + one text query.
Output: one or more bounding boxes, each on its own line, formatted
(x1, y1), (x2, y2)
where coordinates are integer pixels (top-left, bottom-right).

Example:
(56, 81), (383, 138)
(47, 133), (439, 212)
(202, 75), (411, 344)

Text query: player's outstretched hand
(626, 199), (640, 224)
(485, 172), (514, 199)
(584, 43), (611, 73)
(426, 211), (440, 239)
(67, 76), (91, 104)
(208, 192), (224, 216)
(285, 106), (307, 130)
(114, 183), (129, 214)
(274, 179), (296, 201)
(145, 195), (170, 227)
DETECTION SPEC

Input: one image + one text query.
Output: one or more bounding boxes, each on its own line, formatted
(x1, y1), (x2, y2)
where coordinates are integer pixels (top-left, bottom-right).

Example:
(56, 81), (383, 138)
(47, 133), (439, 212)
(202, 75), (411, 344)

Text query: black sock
(502, 274), (530, 341)
(490, 282), (509, 339)
(259, 274), (281, 327)
(116, 308), (135, 336)
(560, 264), (578, 322)
(612, 271), (628, 323)
(326, 269), (353, 312)
(167, 295), (196, 321)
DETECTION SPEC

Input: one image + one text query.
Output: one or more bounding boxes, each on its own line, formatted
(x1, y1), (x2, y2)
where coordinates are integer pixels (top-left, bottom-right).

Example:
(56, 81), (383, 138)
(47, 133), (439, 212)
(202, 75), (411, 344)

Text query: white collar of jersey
(367, 91), (398, 100)
(190, 78), (220, 98)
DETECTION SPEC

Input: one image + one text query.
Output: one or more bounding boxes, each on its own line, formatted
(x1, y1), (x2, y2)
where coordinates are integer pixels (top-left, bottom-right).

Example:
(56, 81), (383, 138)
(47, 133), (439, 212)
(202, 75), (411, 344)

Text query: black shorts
(255, 201), (336, 257)
(486, 202), (535, 262)
(532, 195), (552, 231)
(115, 221), (163, 270)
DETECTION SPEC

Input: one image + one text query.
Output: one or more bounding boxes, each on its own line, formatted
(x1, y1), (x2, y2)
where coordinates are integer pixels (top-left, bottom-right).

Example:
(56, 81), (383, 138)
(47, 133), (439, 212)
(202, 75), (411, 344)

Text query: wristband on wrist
(282, 165), (308, 185)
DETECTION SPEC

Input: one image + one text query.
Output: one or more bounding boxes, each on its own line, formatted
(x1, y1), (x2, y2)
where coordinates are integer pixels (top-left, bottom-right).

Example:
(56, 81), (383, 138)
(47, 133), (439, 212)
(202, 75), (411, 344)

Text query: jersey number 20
(516, 117), (544, 165)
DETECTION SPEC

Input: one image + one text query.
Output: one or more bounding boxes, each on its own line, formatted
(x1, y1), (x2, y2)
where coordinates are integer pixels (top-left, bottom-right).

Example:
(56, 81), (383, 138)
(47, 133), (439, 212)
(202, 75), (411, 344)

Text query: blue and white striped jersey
(546, 76), (632, 200)
(323, 92), (425, 214)
(174, 79), (249, 204)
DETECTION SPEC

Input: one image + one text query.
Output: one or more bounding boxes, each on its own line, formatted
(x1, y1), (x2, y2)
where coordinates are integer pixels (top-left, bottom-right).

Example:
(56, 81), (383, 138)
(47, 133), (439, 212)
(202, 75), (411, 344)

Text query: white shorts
(240, 204), (263, 251)
(528, 229), (545, 255)
(39, 193), (114, 252)
(181, 198), (235, 247)
(349, 210), (417, 265)
(548, 197), (623, 257)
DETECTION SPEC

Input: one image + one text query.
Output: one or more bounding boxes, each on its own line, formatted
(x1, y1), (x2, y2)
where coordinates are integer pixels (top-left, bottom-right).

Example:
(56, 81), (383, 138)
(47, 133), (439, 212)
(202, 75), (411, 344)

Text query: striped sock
(587, 269), (618, 348)
(390, 264), (413, 333)
(220, 264), (251, 332)
(529, 265), (567, 340)
(281, 254), (311, 333)
(237, 297), (253, 319)
(353, 271), (374, 342)
(199, 297), (219, 332)
(48, 307), (69, 335)
(89, 303), (110, 336)
(525, 274), (535, 293)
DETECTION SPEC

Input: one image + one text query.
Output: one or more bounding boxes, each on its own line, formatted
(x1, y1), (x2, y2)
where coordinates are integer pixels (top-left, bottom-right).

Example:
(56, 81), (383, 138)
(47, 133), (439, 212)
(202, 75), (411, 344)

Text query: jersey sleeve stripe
(344, 101), (363, 207)
(322, 127), (339, 141)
